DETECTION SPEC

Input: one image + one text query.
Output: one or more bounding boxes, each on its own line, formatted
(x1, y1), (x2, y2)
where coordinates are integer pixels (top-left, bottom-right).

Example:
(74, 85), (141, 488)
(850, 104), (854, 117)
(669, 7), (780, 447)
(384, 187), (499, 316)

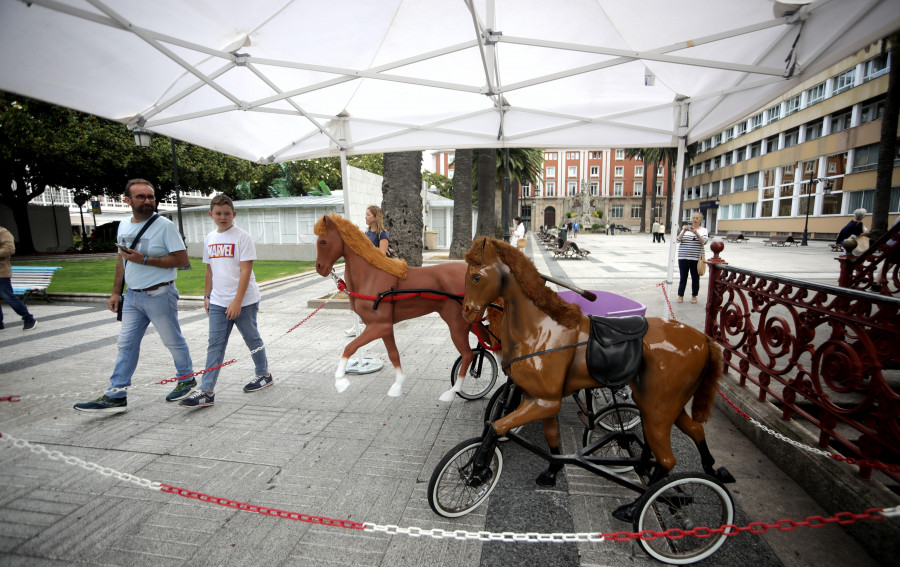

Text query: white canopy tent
(1, 0), (899, 282)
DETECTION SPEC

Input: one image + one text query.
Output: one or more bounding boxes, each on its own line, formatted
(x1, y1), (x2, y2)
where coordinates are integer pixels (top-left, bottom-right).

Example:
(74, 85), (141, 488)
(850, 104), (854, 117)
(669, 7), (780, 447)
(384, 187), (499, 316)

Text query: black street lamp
(132, 127), (191, 269)
(800, 172), (827, 247)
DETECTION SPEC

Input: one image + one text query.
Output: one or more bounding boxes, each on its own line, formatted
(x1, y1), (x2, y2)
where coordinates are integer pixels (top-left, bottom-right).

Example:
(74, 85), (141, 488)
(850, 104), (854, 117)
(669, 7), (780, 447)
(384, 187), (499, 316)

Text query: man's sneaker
(165, 378), (196, 402)
(243, 374), (274, 393)
(179, 391), (215, 408)
(74, 395), (127, 413)
(23, 319), (36, 331)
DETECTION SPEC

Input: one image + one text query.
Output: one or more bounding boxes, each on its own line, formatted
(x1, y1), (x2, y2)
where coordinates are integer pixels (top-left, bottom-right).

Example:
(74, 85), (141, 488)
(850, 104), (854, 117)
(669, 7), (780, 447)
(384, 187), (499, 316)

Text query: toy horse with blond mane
(461, 236), (733, 493)
(315, 214), (476, 400)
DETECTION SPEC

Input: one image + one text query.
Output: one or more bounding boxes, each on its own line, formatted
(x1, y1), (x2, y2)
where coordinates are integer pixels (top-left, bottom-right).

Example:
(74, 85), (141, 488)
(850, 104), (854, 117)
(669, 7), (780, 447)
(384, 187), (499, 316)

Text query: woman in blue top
(365, 205), (390, 255)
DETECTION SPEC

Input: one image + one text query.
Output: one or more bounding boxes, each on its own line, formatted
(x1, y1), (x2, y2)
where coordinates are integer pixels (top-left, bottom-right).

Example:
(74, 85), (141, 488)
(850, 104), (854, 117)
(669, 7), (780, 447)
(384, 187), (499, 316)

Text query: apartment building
(683, 41), (899, 239)
(430, 148), (672, 231)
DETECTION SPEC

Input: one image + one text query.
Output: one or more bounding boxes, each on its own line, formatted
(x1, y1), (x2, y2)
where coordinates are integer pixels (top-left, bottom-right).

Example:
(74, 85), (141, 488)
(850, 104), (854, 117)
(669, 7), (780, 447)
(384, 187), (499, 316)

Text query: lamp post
(132, 127), (191, 269)
(800, 172), (826, 247)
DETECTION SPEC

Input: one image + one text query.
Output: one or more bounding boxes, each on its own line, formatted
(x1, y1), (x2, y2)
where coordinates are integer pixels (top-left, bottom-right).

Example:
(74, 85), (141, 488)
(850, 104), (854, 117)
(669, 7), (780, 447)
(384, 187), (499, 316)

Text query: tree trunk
(664, 156), (674, 231)
(639, 165), (648, 233)
(476, 148), (496, 237)
(649, 160), (659, 229)
(449, 149), (474, 259)
(872, 35), (899, 239)
(8, 200), (36, 254)
(382, 151), (423, 267)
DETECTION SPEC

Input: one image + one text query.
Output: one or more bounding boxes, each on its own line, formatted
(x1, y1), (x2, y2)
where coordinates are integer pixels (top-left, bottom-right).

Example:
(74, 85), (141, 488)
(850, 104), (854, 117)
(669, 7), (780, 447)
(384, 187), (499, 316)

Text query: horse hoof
(388, 384), (403, 397)
(335, 378), (350, 393)
(438, 389), (456, 402)
(535, 470), (557, 487)
(714, 466), (736, 484)
(612, 501), (638, 523)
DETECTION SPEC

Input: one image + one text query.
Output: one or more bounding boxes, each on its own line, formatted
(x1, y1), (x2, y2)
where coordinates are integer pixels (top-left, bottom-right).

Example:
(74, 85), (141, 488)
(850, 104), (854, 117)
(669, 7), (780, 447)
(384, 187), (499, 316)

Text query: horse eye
(472, 275), (481, 283)
(319, 240), (325, 246)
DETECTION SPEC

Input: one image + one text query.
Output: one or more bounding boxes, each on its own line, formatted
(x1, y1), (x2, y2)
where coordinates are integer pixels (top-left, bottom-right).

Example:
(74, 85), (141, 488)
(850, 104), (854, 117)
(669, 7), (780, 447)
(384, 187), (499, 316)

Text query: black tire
(581, 404), (643, 473)
(428, 437), (503, 518)
(483, 382), (524, 440)
(450, 348), (498, 400)
(634, 473), (735, 564)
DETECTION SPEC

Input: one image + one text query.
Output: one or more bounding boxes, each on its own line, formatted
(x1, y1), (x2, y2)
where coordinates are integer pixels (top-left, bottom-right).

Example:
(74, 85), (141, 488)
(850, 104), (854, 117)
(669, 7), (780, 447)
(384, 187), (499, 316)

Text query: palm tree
(449, 149), (473, 259)
(475, 149), (496, 237)
(871, 33), (899, 239)
(471, 148), (544, 236)
(625, 148), (660, 233)
(382, 151), (423, 266)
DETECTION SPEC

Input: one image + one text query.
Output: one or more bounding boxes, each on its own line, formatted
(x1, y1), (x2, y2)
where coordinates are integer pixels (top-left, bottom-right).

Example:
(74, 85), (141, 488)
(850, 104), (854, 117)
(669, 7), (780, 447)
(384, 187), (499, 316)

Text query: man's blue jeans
(200, 302), (267, 393)
(107, 285), (192, 398)
(0, 277), (34, 325)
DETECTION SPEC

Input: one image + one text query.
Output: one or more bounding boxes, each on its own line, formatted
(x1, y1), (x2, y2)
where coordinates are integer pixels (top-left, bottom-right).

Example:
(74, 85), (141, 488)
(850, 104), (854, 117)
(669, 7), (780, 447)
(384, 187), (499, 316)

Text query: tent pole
(666, 103), (688, 290)
(340, 149), (351, 220)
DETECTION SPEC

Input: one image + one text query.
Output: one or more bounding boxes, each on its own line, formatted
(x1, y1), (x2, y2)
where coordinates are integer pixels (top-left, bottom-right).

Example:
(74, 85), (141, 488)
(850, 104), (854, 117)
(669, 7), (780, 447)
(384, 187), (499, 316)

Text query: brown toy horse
(315, 214), (474, 399)
(462, 236), (731, 487)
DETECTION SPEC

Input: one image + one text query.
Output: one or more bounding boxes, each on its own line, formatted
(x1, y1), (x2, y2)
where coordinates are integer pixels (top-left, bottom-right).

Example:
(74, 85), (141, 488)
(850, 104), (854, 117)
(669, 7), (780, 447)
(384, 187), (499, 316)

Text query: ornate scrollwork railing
(705, 242), (900, 482)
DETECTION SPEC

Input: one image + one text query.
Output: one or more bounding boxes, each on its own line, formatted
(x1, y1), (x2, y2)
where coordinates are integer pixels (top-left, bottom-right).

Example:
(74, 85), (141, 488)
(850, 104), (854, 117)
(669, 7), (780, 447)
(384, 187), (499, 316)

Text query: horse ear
(481, 237), (499, 264)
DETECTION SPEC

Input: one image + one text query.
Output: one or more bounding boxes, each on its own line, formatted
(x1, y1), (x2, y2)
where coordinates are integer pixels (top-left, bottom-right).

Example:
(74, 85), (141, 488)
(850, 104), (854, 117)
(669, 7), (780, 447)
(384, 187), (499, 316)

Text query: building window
(736, 147), (746, 161)
(545, 181), (556, 197)
(590, 182), (599, 196)
(723, 152), (733, 166)
(733, 176), (745, 192)
(848, 189), (875, 212)
(714, 133), (722, 146)
(761, 201), (774, 218)
(567, 181), (578, 195)
(749, 142), (761, 158)
(631, 205), (643, 218)
(590, 165), (600, 177)
(826, 153), (848, 190)
(736, 122), (747, 136)
(823, 190), (843, 215)
(522, 182), (531, 197)
(546, 166), (556, 177)
(545, 152), (557, 160)
(863, 53), (889, 82)
(860, 97), (885, 124)
(634, 165), (644, 176)
(567, 166), (577, 178)
(611, 205), (624, 218)
(615, 149), (625, 160)
(765, 135), (779, 153)
(783, 127), (800, 148)
(613, 181), (624, 196)
(589, 151), (603, 159)
(747, 172), (759, 190)
(566, 151), (580, 159)
(723, 127), (734, 141)
(656, 182), (664, 196)
(751, 113), (764, 130)
(833, 69), (855, 94)
(852, 143), (880, 172)
(805, 119), (824, 141)
(806, 82), (826, 105)
(831, 109), (852, 133)
(721, 178), (731, 193)
(762, 168), (776, 188)
(615, 166), (624, 177)
(767, 105), (781, 122)
(785, 95), (801, 115)
(656, 165), (664, 176)
(746, 202), (757, 218)
(778, 198), (793, 217)
(634, 182), (643, 196)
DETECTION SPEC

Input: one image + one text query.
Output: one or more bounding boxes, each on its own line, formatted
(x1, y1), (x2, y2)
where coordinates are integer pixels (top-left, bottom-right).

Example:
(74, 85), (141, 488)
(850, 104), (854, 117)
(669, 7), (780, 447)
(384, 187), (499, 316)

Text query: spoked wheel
(633, 472), (735, 564)
(581, 404), (643, 473)
(483, 381), (523, 441)
(428, 437), (503, 518)
(450, 348), (498, 400)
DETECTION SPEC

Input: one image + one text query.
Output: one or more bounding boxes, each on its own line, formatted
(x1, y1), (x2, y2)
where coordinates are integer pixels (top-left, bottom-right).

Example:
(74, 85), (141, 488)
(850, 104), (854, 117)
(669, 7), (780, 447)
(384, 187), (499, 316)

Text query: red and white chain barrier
(1, 431), (896, 544)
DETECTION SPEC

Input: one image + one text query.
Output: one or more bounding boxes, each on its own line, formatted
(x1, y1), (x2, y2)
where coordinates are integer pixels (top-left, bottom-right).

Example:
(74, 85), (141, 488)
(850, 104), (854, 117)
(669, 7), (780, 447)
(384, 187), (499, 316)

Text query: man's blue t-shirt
(117, 215), (185, 290)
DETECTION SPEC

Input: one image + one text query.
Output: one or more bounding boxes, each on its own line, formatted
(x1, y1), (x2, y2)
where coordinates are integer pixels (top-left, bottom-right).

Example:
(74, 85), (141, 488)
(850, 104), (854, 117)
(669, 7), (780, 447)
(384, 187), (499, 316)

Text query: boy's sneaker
(243, 374), (274, 393)
(165, 378), (196, 401)
(179, 391), (215, 408)
(74, 395), (127, 413)
(23, 319), (37, 331)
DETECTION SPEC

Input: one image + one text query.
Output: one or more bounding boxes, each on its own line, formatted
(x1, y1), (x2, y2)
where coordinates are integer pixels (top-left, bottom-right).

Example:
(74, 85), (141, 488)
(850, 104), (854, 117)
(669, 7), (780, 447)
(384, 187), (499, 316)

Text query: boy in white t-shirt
(180, 195), (273, 408)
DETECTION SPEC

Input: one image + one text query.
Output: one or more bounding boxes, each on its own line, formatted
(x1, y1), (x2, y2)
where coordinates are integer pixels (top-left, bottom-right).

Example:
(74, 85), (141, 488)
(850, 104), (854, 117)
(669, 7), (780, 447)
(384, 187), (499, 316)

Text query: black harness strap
(501, 341), (588, 372)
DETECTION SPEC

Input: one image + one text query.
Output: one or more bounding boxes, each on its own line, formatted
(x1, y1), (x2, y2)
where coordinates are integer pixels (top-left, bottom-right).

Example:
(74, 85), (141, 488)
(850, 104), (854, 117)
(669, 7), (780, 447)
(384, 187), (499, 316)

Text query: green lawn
(12, 257), (317, 296)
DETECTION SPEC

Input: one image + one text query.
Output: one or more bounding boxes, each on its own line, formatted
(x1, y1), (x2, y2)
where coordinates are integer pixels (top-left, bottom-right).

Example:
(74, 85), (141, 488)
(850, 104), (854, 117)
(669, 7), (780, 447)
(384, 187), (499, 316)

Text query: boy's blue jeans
(200, 302), (267, 392)
(107, 285), (192, 398)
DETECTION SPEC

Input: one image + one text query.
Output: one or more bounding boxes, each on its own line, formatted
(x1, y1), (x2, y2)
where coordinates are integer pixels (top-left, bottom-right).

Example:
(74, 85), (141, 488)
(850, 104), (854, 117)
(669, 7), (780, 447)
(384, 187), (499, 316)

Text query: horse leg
(335, 322), (393, 393)
(381, 332), (406, 397)
(675, 410), (736, 483)
(535, 416), (565, 486)
(439, 317), (475, 402)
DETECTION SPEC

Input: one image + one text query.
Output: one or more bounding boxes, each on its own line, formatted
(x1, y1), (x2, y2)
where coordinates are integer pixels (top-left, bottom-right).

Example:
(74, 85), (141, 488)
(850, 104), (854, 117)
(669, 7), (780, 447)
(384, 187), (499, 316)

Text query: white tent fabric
(2, 0), (898, 164)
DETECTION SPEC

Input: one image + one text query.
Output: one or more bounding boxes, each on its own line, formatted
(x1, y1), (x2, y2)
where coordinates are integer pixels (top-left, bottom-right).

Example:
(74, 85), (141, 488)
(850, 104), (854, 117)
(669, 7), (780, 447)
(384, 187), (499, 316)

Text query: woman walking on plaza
(676, 213), (708, 304)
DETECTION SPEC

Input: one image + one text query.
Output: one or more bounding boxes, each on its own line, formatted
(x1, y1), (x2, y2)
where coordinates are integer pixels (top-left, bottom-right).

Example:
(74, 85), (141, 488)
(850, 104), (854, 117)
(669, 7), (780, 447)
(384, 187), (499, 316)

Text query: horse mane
(315, 215), (408, 280)
(465, 237), (582, 329)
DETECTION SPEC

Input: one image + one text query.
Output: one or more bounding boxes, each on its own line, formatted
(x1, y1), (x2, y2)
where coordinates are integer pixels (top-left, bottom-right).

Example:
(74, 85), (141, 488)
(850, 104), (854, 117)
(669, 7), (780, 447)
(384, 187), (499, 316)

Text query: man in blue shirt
(74, 179), (194, 413)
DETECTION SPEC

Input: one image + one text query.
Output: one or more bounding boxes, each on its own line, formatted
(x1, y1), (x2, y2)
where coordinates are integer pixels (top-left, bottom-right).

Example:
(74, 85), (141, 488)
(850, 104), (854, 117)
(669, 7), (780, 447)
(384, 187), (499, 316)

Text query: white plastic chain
(365, 524), (606, 542)
(1, 433), (161, 491)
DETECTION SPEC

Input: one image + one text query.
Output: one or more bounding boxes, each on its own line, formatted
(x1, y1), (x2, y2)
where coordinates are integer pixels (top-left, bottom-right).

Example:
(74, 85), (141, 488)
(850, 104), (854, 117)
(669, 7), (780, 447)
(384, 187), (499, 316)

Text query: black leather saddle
(585, 315), (648, 388)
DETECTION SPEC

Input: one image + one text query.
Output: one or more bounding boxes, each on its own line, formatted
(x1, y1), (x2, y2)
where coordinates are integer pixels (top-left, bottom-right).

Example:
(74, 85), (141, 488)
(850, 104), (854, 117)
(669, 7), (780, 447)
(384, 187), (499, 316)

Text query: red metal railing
(705, 242), (900, 482)
(837, 221), (900, 296)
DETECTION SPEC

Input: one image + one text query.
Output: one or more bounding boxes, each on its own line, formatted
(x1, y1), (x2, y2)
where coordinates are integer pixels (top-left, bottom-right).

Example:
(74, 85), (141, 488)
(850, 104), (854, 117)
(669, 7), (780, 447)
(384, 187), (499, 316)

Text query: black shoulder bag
(117, 214), (159, 321)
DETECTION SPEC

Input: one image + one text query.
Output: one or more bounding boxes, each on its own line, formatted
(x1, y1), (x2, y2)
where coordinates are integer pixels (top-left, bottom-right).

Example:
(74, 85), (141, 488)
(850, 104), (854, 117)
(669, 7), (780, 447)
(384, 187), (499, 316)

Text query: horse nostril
(464, 305), (470, 313)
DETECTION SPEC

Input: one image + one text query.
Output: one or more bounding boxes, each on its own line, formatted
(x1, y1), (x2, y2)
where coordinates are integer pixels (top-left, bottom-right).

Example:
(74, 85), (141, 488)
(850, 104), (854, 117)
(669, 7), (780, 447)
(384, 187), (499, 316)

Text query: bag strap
(119, 213), (160, 290)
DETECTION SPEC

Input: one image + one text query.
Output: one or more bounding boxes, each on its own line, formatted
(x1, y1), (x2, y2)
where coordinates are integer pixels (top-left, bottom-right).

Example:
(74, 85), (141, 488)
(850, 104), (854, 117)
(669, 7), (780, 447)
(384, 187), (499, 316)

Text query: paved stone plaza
(0, 233), (884, 566)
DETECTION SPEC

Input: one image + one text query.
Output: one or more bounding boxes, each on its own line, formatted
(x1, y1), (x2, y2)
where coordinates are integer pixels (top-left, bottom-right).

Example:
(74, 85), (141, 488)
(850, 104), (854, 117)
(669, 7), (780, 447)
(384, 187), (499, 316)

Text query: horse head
(314, 215), (344, 276)
(462, 237), (505, 323)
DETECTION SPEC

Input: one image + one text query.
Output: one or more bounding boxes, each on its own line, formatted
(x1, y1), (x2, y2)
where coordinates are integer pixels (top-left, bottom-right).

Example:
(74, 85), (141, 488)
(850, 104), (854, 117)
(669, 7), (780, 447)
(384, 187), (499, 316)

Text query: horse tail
(690, 335), (723, 423)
